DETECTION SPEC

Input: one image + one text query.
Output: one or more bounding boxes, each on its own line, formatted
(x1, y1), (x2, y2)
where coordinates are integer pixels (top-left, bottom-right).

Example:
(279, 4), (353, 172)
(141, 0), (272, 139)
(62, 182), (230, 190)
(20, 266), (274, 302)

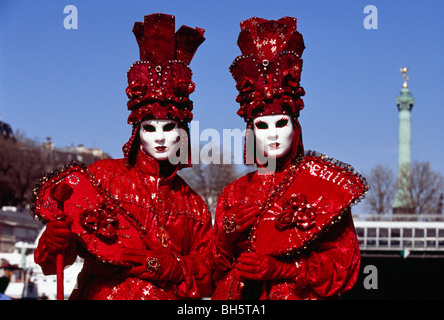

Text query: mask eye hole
(142, 124), (155, 132)
(276, 118), (289, 128)
(254, 121), (268, 130)
(163, 122), (176, 132)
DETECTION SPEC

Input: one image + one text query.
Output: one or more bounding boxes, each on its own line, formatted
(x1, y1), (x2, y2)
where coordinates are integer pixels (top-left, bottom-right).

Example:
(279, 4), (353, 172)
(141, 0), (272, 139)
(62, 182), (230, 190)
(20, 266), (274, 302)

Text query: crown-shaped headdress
(125, 13), (205, 126)
(230, 16), (305, 122)
(123, 13), (205, 167)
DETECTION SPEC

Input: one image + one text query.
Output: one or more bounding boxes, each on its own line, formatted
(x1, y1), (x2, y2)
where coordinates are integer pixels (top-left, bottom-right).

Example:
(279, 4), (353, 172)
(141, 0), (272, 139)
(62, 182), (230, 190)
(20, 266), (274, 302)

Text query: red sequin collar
(132, 149), (179, 183)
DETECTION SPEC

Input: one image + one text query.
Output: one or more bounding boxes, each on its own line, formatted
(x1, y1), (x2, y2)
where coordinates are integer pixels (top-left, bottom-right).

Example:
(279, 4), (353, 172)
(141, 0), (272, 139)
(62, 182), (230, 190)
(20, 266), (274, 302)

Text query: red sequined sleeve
(175, 201), (214, 299)
(210, 193), (237, 283)
(300, 209), (361, 297)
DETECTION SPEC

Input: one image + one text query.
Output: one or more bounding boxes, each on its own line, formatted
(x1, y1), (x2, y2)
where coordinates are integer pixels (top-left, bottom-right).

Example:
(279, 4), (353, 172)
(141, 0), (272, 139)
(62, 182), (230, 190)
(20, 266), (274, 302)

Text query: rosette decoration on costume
(230, 16), (306, 123)
(126, 13), (205, 125)
(274, 193), (316, 231)
(79, 202), (119, 241)
(31, 162), (147, 266)
(123, 13), (205, 167)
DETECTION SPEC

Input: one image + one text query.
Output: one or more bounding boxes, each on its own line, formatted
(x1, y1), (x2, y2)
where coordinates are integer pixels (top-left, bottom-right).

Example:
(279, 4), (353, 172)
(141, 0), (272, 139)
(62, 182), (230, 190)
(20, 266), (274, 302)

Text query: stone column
(392, 68), (415, 214)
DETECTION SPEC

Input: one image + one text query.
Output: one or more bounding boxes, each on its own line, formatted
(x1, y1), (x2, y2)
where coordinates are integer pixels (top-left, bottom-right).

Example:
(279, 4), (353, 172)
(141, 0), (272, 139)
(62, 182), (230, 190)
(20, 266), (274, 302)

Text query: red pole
(50, 182), (73, 301)
(55, 201), (65, 301)
(56, 254), (64, 300)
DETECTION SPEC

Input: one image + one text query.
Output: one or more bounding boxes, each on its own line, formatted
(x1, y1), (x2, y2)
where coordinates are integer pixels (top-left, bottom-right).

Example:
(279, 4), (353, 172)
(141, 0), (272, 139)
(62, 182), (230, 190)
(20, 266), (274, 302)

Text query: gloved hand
(40, 217), (73, 254)
(215, 204), (260, 254)
(235, 252), (300, 281)
(121, 248), (184, 283)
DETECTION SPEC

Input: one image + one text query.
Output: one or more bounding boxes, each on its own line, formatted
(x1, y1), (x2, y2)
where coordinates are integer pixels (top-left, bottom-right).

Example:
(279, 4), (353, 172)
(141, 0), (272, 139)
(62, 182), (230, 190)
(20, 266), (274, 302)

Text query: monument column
(392, 67), (415, 214)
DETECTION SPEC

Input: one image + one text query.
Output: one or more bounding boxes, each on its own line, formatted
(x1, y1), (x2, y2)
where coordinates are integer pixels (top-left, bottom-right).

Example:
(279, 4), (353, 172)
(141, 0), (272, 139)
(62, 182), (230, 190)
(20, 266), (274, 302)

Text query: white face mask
(253, 114), (294, 159)
(139, 119), (181, 162)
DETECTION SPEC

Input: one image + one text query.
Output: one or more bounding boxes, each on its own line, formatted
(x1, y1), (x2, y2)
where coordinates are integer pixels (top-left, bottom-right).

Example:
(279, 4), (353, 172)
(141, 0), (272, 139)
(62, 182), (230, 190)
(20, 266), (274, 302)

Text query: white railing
(353, 219), (444, 252)
(353, 213), (444, 222)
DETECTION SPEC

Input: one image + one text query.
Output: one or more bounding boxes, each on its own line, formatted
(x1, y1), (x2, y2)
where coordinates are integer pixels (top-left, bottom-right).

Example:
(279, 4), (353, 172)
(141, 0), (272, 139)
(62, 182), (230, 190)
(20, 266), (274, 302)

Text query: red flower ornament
(79, 202), (119, 241)
(126, 81), (148, 111)
(282, 63), (302, 89)
(275, 193), (316, 231)
(236, 77), (255, 94)
(175, 78), (195, 96)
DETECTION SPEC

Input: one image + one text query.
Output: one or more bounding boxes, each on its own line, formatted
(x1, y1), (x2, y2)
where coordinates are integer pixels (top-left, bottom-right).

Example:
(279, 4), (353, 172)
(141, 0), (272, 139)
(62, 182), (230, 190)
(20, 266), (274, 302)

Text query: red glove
(39, 217), (73, 254)
(121, 248), (184, 283)
(215, 204), (260, 254)
(235, 252), (302, 281)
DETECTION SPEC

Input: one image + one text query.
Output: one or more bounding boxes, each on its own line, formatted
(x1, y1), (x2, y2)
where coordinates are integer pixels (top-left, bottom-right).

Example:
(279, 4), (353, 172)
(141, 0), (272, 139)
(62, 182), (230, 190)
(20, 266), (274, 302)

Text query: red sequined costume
(211, 17), (368, 300)
(34, 151), (213, 299)
(211, 159), (364, 300)
(33, 13), (212, 300)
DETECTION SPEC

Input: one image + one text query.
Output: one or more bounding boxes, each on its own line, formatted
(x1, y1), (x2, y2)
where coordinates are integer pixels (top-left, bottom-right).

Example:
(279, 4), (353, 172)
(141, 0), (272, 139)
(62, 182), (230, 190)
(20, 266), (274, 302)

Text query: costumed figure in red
(31, 13), (213, 300)
(211, 17), (369, 300)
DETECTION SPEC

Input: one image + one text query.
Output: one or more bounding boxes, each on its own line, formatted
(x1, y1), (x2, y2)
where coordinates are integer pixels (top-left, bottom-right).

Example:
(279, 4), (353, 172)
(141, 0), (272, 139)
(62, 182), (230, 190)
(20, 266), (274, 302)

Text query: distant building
(40, 138), (111, 166)
(0, 207), (41, 253)
(57, 144), (110, 164)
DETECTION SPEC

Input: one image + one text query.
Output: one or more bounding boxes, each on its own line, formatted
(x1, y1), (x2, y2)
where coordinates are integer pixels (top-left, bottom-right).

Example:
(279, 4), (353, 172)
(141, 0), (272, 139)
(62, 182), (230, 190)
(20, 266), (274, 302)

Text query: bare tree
(399, 161), (444, 215)
(365, 161), (444, 219)
(364, 165), (396, 215)
(178, 148), (250, 216)
(0, 131), (48, 208)
(0, 135), (17, 205)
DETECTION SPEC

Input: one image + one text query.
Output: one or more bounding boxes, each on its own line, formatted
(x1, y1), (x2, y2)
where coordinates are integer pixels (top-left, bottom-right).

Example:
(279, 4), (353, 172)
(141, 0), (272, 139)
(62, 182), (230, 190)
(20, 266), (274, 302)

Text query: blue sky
(1, 1), (444, 212)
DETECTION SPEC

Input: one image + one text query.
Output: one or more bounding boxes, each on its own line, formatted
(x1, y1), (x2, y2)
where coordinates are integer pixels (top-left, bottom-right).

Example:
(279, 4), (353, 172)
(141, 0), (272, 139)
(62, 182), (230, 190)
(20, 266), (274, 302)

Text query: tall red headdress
(230, 17), (306, 165)
(123, 13), (205, 167)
